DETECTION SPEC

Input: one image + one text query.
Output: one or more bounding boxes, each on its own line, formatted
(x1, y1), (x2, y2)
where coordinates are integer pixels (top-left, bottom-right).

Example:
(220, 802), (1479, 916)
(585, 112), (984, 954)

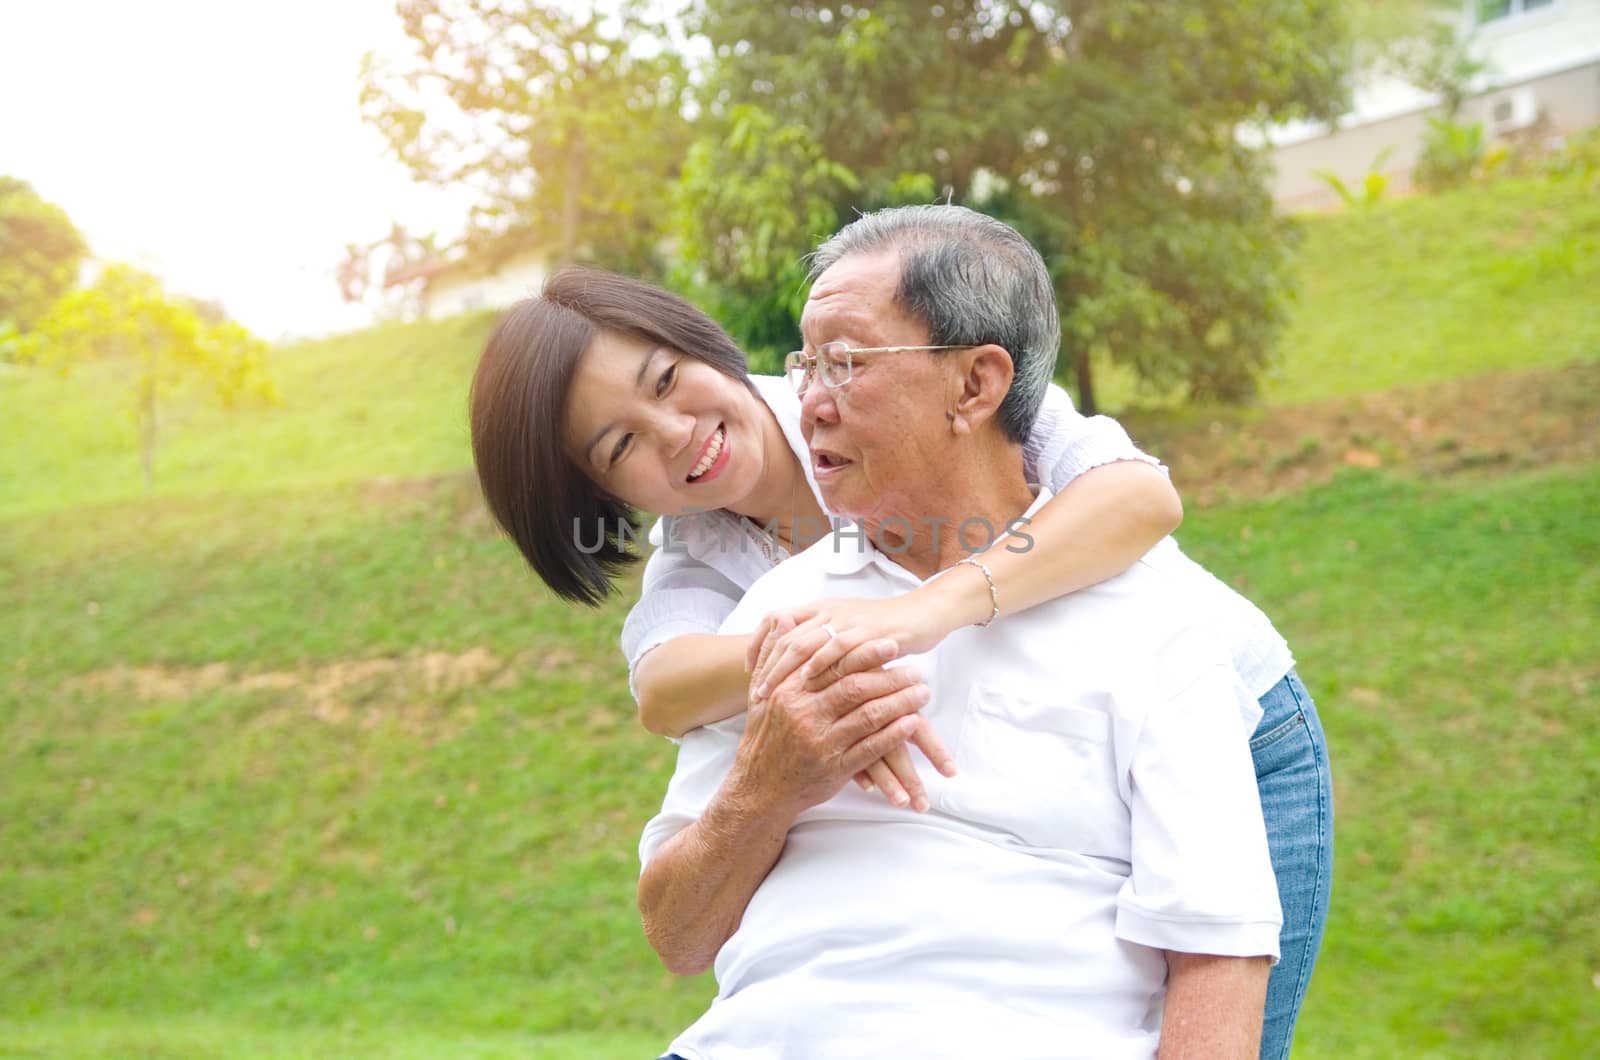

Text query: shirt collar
(819, 486), (1054, 581)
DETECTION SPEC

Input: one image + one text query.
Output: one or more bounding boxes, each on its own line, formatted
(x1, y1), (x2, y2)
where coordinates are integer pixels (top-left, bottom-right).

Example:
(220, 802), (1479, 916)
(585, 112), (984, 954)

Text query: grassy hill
(3, 160), (1596, 517)
(3, 161), (1598, 1057)
(4, 464), (1596, 1057)
(1075, 162), (1600, 411)
(0, 312), (498, 517)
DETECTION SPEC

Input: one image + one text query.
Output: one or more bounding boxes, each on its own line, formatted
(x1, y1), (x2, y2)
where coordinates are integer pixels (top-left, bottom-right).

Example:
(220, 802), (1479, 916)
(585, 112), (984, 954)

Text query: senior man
(638, 205), (1282, 1059)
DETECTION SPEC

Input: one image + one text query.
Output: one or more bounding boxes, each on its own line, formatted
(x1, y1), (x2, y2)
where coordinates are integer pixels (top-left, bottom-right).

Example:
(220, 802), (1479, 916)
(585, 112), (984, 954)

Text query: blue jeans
(1252, 669), (1334, 1060)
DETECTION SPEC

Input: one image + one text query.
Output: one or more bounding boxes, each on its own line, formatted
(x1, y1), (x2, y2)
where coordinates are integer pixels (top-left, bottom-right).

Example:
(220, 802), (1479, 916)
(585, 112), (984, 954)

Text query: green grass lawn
(1266, 169), (1600, 405)
(3, 460), (1596, 1057)
(0, 1018), (662, 1060)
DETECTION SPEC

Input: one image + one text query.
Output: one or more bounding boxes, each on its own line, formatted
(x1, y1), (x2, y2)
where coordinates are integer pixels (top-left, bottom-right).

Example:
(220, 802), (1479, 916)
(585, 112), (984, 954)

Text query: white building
(388, 248), (551, 321)
(1269, 0), (1600, 210)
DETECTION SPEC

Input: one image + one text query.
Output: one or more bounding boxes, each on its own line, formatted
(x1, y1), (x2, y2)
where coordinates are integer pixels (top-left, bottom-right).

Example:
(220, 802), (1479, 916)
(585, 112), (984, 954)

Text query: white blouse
(620, 374), (1292, 701)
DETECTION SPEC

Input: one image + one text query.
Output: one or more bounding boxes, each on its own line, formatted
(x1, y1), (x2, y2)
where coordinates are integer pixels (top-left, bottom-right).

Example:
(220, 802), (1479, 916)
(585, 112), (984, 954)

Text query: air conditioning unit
(1488, 88), (1540, 136)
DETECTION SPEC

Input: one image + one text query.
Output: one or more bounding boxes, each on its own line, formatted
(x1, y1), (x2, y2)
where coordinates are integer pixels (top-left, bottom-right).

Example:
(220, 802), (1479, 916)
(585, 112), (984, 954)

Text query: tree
(679, 0), (1355, 409)
(336, 220), (439, 320)
(1351, 1), (1488, 119)
(27, 265), (278, 489)
(0, 176), (88, 336)
(359, 0), (692, 276)
(670, 103), (861, 371)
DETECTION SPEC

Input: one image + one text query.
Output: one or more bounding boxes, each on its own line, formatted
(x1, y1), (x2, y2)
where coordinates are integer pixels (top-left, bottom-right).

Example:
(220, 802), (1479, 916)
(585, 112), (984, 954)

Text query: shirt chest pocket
(939, 684), (1129, 859)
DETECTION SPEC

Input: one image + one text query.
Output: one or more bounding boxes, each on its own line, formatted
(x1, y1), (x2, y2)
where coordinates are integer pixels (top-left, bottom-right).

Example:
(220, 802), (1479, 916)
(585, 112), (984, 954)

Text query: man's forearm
(637, 770), (797, 976)
(1158, 952), (1272, 1060)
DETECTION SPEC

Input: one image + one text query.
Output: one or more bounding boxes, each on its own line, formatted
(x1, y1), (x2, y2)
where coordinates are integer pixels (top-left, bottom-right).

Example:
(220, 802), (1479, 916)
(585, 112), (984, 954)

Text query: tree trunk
(1073, 344), (1097, 416)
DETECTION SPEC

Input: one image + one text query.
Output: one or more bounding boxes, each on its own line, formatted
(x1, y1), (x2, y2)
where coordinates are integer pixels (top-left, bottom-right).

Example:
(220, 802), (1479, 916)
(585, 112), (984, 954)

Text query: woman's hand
(745, 573), (990, 698)
(745, 596), (965, 811)
(752, 588), (972, 674)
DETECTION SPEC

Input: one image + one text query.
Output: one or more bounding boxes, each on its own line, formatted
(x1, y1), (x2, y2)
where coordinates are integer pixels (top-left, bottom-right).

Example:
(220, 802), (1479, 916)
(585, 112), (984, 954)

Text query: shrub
(1413, 116), (1486, 192)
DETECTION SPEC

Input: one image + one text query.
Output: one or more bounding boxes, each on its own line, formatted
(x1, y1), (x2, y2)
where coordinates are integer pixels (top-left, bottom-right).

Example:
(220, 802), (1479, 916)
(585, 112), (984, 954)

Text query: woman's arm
(945, 383), (1182, 626)
(761, 386), (1181, 665)
(926, 457), (1182, 629)
(634, 633), (752, 738)
(622, 526), (752, 738)
(762, 457), (1182, 677)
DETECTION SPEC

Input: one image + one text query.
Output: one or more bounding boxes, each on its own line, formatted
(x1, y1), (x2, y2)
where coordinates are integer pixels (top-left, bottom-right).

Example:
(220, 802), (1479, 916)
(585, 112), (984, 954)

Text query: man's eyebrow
(585, 347), (663, 465)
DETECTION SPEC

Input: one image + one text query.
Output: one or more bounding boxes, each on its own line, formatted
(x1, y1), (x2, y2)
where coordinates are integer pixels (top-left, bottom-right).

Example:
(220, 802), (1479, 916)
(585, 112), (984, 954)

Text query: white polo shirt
(640, 491), (1283, 1060)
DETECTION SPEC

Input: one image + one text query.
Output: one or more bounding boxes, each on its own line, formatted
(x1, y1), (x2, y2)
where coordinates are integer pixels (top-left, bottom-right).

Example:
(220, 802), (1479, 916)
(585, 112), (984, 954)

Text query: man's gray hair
(809, 204), (1059, 443)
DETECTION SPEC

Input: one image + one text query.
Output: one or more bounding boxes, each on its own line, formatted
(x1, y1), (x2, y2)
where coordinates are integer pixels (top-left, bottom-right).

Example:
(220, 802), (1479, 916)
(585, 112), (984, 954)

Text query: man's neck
(861, 444), (1036, 580)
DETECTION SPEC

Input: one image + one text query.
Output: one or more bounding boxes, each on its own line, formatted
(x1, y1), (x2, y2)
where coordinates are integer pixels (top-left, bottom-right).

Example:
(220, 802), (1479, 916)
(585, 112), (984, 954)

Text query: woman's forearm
(936, 459), (1183, 625)
(634, 633), (755, 738)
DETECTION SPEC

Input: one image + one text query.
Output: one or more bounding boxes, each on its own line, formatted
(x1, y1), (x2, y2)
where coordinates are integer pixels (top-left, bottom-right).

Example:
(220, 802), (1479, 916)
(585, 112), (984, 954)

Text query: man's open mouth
(687, 423), (728, 483)
(812, 449), (852, 474)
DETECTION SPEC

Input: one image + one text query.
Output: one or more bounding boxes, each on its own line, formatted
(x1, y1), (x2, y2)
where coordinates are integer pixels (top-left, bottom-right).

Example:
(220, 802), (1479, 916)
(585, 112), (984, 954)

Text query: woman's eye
(655, 363), (677, 398)
(610, 433), (633, 466)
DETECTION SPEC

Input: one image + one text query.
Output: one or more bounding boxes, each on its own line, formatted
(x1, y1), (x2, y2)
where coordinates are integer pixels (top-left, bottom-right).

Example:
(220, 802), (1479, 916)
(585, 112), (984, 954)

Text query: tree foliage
(681, 0), (1355, 407)
(360, 0), (692, 274)
(28, 265), (278, 489)
(0, 176), (87, 334)
(365, 0), (1356, 407)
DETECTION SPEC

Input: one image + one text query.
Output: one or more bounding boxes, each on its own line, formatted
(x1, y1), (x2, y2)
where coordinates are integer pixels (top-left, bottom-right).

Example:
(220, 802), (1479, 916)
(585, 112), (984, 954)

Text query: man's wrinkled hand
(733, 650), (932, 819)
(745, 609), (956, 811)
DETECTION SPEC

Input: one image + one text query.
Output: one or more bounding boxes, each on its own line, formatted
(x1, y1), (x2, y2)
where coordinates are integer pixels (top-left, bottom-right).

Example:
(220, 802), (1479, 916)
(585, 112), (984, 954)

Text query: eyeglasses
(783, 342), (973, 396)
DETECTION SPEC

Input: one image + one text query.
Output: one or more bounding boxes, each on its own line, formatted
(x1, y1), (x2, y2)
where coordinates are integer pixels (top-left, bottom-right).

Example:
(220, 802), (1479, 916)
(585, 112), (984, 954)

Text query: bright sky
(0, 1), (476, 340)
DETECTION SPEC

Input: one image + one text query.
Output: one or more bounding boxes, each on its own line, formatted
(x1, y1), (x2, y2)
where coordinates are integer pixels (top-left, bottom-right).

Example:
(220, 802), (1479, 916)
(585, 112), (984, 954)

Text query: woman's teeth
(688, 426), (725, 481)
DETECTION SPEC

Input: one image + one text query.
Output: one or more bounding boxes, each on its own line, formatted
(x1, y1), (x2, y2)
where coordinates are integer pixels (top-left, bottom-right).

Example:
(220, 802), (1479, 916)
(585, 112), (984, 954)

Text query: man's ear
(948, 344), (1014, 437)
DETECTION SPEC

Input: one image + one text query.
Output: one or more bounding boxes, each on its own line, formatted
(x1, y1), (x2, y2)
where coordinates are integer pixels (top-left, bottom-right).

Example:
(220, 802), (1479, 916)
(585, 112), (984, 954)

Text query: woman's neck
(730, 398), (826, 548)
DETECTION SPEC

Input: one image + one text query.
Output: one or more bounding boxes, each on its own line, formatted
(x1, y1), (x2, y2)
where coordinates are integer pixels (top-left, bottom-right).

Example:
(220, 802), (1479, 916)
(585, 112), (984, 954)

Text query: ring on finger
(821, 623), (838, 638)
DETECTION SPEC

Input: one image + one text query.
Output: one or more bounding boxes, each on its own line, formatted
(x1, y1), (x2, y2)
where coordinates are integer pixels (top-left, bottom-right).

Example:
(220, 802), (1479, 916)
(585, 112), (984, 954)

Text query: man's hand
(734, 614), (932, 820)
(746, 614), (954, 811)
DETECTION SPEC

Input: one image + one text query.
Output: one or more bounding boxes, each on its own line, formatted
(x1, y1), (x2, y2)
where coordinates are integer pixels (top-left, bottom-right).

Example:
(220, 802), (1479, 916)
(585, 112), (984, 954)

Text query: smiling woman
(558, 328), (808, 527)
(469, 268), (793, 606)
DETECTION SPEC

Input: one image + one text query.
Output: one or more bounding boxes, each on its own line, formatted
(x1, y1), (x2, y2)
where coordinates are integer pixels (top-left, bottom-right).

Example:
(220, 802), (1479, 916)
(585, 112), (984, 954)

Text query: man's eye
(655, 363), (677, 398)
(610, 433), (633, 466)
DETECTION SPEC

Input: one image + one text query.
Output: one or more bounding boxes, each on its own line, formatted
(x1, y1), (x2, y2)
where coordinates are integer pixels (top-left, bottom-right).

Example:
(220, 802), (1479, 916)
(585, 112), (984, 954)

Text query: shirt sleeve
(638, 719), (743, 868)
(1022, 383), (1167, 492)
(1114, 654), (1283, 961)
(620, 540), (745, 703)
(637, 552), (828, 868)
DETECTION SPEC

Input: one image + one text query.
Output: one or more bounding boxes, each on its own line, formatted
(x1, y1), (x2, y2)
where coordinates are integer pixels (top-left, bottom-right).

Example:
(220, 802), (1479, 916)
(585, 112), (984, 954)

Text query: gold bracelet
(955, 555), (999, 628)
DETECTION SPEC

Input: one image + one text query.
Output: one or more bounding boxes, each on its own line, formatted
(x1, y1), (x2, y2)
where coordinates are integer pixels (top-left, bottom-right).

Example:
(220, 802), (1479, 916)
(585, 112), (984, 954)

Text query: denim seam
(1249, 710), (1305, 753)
(1277, 676), (1331, 1060)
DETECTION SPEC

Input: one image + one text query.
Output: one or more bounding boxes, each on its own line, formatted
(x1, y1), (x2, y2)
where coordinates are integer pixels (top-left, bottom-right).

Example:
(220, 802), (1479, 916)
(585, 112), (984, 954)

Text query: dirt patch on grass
(66, 648), (556, 738)
(1124, 361), (1599, 506)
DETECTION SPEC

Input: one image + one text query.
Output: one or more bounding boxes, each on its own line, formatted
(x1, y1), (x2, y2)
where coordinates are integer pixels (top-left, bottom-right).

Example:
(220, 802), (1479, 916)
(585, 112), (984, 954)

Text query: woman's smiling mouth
(687, 423), (730, 483)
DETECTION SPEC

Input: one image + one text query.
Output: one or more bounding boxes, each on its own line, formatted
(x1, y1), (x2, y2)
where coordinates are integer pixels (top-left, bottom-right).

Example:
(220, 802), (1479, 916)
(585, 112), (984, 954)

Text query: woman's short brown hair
(469, 267), (753, 605)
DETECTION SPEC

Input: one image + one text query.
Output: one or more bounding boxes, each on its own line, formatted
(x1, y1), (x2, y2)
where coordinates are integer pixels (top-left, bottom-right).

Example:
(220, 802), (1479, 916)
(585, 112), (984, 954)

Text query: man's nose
(799, 379), (840, 439)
